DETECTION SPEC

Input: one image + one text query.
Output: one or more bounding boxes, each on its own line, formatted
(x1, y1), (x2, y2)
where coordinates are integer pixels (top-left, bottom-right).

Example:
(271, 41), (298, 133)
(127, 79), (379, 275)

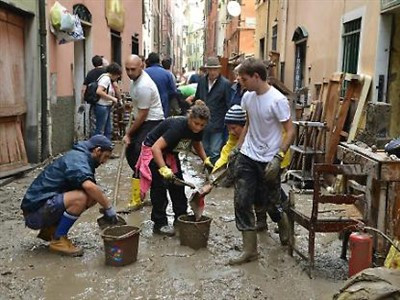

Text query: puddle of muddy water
(0, 151), (346, 299)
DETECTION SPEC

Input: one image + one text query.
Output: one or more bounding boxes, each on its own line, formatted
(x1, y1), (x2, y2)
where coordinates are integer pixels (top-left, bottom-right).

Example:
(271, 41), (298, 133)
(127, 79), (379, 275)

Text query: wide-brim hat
(205, 57), (221, 69)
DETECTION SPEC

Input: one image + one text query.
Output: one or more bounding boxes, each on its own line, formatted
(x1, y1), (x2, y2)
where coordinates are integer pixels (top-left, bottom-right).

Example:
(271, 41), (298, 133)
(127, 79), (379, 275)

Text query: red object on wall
(349, 232), (373, 277)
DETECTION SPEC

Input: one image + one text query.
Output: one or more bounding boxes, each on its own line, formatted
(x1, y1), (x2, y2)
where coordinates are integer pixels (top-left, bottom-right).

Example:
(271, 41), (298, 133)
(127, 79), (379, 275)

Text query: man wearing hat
(21, 135), (118, 256)
(193, 56), (231, 164)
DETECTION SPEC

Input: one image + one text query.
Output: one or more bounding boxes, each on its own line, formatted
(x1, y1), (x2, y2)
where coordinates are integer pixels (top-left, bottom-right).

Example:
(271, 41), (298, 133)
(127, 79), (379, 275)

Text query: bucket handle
(102, 229), (138, 240)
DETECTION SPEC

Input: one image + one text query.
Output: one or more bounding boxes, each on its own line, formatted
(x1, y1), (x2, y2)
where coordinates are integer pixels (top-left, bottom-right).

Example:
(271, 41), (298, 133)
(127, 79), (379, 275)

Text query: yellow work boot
(128, 177), (142, 210)
(49, 236), (83, 257)
(37, 225), (57, 242)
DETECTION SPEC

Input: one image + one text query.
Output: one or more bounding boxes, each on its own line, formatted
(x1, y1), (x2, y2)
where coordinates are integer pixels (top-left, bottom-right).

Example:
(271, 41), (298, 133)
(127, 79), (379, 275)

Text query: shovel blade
(189, 191), (205, 221)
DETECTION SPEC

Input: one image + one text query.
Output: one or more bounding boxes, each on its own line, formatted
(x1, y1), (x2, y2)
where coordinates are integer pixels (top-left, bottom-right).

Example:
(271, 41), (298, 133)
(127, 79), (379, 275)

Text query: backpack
(84, 74), (110, 105)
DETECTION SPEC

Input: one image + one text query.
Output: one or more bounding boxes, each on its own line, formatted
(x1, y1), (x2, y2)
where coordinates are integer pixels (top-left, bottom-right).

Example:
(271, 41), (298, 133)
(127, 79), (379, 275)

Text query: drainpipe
(38, 0), (49, 160)
(265, 0), (271, 58)
(279, 0), (288, 83)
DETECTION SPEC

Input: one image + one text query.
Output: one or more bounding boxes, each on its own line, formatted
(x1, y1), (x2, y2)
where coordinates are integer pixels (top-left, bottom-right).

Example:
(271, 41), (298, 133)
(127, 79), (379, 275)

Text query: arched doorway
(73, 4), (92, 139)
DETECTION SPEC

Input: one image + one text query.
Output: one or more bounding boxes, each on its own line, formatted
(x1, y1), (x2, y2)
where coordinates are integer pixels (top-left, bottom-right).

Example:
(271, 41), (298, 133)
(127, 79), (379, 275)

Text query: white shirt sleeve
(272, 98), (291, 122)
(241, 92), (249, 111)
(135, 87), (152, 109)
(98, 75), (111, 90)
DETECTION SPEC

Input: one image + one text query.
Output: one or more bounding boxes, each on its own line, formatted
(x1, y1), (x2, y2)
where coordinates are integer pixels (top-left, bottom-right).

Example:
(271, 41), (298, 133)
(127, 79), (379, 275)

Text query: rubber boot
(128, 177), (142, 210)
(278, 212), (290, 246)
(229, 231), (258, 265)
(255, 212), (268, 232)
(49, 236), (83, 256)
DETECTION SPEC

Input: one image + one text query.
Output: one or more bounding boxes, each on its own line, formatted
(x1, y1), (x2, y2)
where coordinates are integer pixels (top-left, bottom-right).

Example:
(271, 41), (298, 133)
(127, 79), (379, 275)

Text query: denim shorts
(24, 194), (65, 230)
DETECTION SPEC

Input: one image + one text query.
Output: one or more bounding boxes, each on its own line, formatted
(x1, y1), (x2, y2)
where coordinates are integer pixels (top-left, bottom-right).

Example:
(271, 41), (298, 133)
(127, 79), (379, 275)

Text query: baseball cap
(84, 135), (113, 151)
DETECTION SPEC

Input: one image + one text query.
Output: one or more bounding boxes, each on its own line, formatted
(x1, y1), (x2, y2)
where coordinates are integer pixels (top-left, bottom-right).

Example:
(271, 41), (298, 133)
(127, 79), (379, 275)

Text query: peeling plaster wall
(388, 12), (400, 137)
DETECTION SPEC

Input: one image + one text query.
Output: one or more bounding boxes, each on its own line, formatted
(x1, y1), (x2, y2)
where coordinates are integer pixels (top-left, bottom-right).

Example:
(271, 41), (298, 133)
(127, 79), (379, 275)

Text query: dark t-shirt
(144, 116), (203, 152)
(83, 67), (107, 85)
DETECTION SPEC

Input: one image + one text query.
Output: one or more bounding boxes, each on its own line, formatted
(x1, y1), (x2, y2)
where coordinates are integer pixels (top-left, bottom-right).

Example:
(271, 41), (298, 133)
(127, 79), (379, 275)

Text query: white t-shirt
(130, 71), (165, 121)
(241, 86), (291, 163)
(97, 74), (115, 106)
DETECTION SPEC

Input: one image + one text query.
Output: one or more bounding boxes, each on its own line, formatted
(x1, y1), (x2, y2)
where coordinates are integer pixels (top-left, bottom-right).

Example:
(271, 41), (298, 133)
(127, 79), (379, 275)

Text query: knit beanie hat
(225, 105), (246, 126)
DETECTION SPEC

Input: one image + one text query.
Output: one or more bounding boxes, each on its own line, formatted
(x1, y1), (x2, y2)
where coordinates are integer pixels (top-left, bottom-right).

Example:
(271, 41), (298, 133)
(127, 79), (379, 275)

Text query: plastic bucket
(101, 225), (140, 267)
(177, 215), (212, 250)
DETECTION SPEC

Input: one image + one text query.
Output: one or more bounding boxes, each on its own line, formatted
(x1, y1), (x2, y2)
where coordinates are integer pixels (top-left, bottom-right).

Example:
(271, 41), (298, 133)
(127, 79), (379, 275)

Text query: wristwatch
(277, 150), (285, 159)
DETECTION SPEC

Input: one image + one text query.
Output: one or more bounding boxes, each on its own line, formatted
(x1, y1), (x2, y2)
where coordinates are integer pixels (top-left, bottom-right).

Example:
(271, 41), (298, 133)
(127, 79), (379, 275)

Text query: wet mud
(0, 146), (346, 299)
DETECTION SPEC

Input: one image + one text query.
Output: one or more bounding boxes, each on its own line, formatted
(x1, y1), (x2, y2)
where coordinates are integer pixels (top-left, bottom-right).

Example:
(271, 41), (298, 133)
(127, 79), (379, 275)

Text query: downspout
(279, 0), (288, 83)
(266, 0), (271, 58)
(38, 0), (49, 160)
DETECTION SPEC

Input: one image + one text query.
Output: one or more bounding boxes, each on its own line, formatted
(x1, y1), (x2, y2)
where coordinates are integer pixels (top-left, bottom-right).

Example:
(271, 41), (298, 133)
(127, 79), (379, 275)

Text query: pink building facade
(47, 0), (143, 154)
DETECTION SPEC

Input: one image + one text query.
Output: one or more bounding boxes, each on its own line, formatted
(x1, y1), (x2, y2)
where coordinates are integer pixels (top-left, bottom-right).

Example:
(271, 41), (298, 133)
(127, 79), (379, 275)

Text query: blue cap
(84, 135), (113, 151)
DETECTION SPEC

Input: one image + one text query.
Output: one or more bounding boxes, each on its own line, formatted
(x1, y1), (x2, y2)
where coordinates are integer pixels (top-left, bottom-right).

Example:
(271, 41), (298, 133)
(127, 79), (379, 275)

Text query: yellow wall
(388, 12), (400, 137)
(281, 0), (380, 97)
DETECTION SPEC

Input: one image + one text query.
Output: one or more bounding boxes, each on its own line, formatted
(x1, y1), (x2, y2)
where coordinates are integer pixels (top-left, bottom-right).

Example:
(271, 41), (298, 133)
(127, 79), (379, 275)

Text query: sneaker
(37, 225), (57, 242)
(153, 225), (175, 237)
(49, 236), (83, 257)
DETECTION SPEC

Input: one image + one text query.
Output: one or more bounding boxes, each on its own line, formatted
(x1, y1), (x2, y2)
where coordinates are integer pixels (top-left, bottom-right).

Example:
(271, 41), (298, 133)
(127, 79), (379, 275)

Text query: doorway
(0, 8), (28, 173)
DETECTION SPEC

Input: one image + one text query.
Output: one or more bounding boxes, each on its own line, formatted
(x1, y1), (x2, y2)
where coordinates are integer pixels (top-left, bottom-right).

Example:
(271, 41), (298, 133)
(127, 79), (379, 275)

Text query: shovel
(189, 165), (229, 221)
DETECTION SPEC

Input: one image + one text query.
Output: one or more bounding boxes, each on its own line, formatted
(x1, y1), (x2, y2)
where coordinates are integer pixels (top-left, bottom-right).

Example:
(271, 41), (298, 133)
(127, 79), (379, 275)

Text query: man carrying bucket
(21, 135), (118, 256)
(229, 58), (295, 265)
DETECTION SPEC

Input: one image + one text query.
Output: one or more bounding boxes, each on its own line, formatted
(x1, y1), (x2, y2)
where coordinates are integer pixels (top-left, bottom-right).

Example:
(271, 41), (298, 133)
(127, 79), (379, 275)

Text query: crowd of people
(20, 53), (295, 265)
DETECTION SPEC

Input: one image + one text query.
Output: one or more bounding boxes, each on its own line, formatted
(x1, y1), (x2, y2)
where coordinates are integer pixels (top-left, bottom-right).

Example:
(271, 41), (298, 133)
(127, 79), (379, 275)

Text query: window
(259, 37), (265, 59)
(341, 18), (361, 74)
(132, 35), (139, 55)
(272, 25), (278, 51)
(294, 41), (306, 91)
(292, 26), (308, 92)
(73, 4), (92, 23)
(111, 30), (121, 65)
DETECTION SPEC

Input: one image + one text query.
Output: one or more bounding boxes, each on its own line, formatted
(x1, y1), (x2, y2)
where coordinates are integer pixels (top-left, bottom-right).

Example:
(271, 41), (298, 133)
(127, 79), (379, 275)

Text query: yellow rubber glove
(159, 166), (173, 180)
(204, 157), (214, 172)
(213, 133), (238, 173)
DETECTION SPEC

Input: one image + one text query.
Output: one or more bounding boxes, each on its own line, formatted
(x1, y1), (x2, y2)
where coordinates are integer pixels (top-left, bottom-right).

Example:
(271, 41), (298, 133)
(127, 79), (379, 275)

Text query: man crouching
(21, 135), (118, 256)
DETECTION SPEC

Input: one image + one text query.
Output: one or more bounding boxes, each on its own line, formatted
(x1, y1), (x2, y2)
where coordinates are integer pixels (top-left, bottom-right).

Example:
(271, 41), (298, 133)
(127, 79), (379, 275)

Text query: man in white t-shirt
(123, 55), (165, 209)
(228, 58), (295, 265)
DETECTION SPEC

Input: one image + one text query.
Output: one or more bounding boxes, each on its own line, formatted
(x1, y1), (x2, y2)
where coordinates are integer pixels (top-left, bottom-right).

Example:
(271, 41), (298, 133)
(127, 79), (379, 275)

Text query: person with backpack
(81, 55), (107, 135)
(93, 62), (122, 140)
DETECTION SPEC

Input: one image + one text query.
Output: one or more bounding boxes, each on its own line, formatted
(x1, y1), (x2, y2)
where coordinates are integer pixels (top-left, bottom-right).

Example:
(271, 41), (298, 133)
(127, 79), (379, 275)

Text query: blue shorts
(24, 194), (65, 230)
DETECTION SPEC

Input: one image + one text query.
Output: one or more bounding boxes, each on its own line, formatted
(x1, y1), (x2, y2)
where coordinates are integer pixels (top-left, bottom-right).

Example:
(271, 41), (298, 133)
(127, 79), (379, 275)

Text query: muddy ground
(0, 144), (348, 299)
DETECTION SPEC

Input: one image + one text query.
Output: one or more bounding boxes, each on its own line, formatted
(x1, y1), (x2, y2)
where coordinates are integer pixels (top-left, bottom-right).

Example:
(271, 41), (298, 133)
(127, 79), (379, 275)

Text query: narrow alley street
(0, 143), (346, 299)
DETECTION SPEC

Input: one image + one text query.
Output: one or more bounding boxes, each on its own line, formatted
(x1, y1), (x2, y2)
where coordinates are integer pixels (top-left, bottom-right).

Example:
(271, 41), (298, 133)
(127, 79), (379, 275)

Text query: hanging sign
(105, 0), (125, 32)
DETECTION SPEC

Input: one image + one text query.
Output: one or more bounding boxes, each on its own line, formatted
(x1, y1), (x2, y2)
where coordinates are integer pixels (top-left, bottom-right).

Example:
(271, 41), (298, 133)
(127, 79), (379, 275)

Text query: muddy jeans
(149, 153), (188, 228)
(233, 153), (283, 231)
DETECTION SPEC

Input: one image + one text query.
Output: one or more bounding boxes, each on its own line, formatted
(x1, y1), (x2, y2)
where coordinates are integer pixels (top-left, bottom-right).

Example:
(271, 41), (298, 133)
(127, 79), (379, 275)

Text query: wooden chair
(288, 163), (367, 277)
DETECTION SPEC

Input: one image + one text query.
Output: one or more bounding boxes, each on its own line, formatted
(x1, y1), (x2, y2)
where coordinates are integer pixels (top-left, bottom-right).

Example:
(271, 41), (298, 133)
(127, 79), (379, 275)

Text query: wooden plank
(392, 182), (400, 239)
(0, 103), (27, 117)
(319, 73), (343, 149)
(326, 78), (361, 163)
(347, 75), (372, 142)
